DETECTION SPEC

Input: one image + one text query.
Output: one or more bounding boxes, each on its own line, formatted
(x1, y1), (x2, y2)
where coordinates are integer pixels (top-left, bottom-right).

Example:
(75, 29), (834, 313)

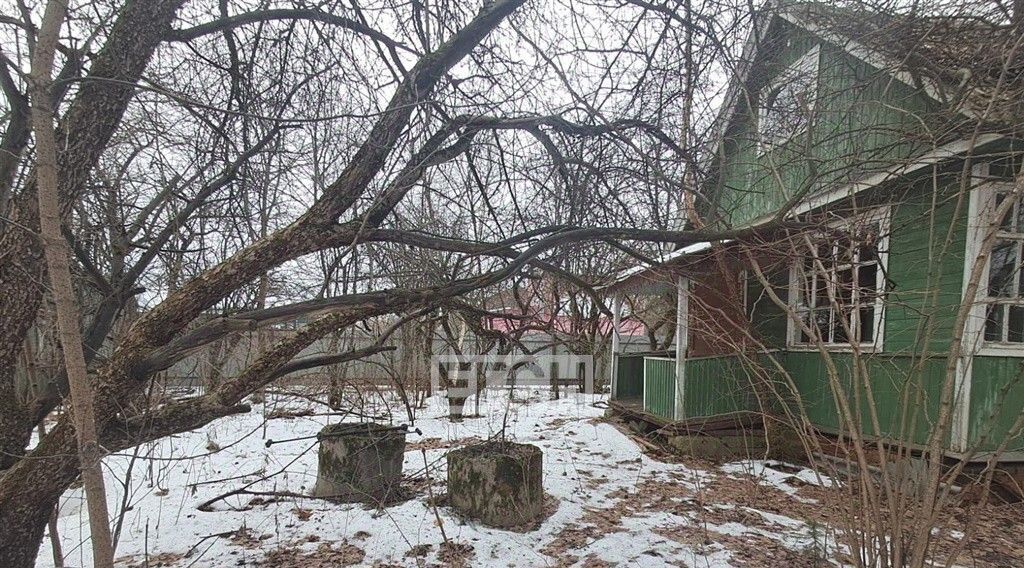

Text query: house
(607, 2), (1024, 464)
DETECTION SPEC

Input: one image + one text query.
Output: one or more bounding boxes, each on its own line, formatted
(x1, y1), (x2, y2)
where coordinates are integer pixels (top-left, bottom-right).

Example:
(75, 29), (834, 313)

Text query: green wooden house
(608, 2), (1024, 462)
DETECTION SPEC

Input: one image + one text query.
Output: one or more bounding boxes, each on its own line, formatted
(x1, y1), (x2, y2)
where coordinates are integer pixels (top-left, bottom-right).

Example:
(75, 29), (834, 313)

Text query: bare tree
(0, 1), (758, 564)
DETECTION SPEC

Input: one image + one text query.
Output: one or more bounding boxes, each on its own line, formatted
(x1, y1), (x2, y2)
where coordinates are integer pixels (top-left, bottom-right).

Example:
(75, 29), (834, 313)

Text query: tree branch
(166, 9), (415, 54)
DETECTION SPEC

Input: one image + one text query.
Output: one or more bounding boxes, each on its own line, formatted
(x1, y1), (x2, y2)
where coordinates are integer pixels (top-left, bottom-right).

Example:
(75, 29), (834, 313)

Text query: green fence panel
(615, 355), (645, 400)
(644, 358), (676, 421)
(682, 355), (762, 419)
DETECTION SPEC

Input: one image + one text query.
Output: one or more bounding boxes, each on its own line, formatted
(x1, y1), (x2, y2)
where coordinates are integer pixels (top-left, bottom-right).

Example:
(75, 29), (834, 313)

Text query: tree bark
(29, 1), (115, 566)
(0, 0), (187, 472)
(36, 425), (64, 568)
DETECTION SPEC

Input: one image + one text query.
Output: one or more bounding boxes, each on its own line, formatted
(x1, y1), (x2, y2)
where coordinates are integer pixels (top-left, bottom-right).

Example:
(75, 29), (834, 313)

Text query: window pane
(1010, 306), (1024, 343)
(1017, 252), (1024, 300)
(985, 304), (1005, 342)
(759, 65), (817, 148)
(1011, 195), (1019, 233)
(858, 243), (879, 264)
(837, 235), (853, 263)
(792, 212), (883, 347)
(988, 240), (1017, 298)
(816, 242), (831, 262)
(857, 262), (878, 301)
(813, 308), (830, 341)
(815, 273), (830, 307)
(833, 309), (850, 343)
(760, 89), (806, 145)
(856, 222), (880, 246)
(836, 267), (854, 306)
(795, 265), (813, 307)
(799, 309), (811, 343)
(859, 307), (875, 342)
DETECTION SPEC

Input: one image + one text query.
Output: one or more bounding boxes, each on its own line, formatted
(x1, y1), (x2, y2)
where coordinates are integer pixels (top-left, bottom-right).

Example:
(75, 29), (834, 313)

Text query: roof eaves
(776, 9), (981, 119)
(696, 2), (990, 222)
(601, 240), (731, 294)
(790, 133), (1005, 217)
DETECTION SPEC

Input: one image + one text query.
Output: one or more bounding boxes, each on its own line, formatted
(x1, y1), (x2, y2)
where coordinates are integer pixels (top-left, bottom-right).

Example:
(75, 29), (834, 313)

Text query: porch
(610, 351), (765, 425)
(606, 242), (766, 428)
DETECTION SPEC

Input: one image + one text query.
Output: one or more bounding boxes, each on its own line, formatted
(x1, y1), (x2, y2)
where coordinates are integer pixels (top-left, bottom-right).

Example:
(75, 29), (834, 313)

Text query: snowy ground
(37, 389), (839, 567)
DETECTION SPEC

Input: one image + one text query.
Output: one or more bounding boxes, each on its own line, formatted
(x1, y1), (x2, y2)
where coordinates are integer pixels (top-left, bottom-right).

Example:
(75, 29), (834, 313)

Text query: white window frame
(757, 44), (820, 154)
(787, 207), (890, 351)
(967, 166), (1024, 356)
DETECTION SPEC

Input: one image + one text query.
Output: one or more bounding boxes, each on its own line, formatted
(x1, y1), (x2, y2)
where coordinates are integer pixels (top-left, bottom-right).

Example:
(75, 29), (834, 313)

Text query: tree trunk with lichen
(0, 0), (188, 476)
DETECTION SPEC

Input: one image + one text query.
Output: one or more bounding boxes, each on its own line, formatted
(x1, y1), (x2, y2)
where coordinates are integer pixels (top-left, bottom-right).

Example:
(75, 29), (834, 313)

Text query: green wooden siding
(644, 358), (676, 421)
(882, 179), (968, 354)
(615, 354), (644, 400)
(614, 348), (1024, 457)
(712, 21), (939, 229)
(966, 357), (1024, 453)
(730, 173), (972, 450)
(683, 355), (763, 418)
(783, 351), (949, 447)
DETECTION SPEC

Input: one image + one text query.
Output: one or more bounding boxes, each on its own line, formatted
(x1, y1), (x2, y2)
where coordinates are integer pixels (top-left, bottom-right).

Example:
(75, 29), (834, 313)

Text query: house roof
(702, 1), (1021, 179)
(603, 240), (730, 294)
(782, 2), (1024, 122)
(693, 1), (1022, 228)
(612, 2), (1019, 292)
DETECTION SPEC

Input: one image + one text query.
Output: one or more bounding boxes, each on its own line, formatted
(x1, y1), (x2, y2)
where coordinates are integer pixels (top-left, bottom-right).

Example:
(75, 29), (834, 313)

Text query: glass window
(758, 46), (819, 151)
(983, 190), (1024, 344)
(792, 216), (885, 347)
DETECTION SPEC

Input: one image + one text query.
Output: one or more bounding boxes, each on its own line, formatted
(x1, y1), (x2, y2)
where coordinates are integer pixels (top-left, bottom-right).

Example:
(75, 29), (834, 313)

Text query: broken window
(984, 190), (1024, 344)
(790, 211), (887, 347)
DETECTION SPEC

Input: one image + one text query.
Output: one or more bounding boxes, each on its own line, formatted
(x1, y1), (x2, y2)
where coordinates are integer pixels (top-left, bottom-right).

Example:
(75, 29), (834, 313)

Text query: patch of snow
(720, 459), (833, 496)
(35, 390), (829, 567)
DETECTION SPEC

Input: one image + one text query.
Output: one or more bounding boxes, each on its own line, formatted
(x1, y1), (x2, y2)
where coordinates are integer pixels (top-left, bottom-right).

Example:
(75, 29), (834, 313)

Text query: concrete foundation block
(312, 423), (406, 504)
(447, 441), (543, 528)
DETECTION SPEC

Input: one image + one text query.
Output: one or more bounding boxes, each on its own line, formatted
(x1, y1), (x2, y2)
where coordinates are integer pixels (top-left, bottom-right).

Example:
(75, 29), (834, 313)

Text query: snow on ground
(37, 389), (830, 567)
(720, 460), (834, 496)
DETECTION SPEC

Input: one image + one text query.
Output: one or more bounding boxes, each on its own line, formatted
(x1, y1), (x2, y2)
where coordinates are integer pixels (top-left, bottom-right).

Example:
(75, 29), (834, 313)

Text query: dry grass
(259, 541), (366, 567)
